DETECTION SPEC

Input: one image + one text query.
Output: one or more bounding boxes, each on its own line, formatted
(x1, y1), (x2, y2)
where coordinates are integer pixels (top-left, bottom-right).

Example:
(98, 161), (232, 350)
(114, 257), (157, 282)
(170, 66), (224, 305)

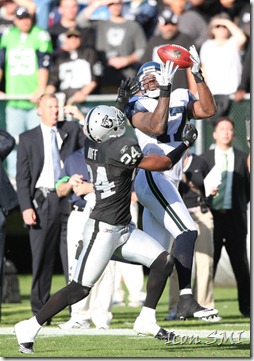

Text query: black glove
(181, 122), (198, 147)
(115, 77), (140, 112)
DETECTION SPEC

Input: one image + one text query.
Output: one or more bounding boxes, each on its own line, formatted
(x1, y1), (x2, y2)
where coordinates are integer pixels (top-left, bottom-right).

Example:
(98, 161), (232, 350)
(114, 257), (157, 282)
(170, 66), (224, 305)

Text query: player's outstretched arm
(138, 123), (198, 171)
(115, 77), (140, 112)
(188, 45), (217, 119)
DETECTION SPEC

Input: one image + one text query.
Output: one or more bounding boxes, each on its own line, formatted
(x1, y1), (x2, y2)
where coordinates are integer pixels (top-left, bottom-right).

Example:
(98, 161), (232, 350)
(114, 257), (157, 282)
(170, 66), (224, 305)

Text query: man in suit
(201, 116), (250, 318)
(0, 128), (19, 320)
(16, 93), (85, 317)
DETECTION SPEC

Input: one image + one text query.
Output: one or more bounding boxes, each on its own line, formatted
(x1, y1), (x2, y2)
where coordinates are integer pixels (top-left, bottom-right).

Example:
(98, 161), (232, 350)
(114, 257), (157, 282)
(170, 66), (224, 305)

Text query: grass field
(0, 274), (251, 358)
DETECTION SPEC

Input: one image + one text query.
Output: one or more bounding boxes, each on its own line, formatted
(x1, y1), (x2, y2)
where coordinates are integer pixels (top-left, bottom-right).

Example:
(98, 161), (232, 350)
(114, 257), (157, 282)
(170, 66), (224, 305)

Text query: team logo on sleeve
(120, 145), (142, 165)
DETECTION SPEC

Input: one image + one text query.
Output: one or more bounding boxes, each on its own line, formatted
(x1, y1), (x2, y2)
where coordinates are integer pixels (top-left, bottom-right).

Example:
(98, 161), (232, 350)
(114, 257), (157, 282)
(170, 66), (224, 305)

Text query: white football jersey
(126, 88), (197, 182)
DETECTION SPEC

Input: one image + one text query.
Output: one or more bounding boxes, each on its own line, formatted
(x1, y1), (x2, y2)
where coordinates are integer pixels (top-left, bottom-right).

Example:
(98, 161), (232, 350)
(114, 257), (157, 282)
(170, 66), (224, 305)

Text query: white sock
(139, 307), (156, 323)
(31, 316), (42, 331)
(179, 288), (192, 296)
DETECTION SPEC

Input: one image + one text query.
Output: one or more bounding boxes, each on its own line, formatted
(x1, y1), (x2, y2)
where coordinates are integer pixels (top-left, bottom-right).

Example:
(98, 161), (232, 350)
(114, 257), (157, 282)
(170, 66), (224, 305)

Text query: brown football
(157, 44), (193, 69)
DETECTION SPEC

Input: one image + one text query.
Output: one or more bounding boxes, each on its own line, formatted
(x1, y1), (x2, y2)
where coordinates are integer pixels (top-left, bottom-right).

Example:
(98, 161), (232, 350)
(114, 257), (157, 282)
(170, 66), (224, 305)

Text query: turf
(0, 274), (251, 358)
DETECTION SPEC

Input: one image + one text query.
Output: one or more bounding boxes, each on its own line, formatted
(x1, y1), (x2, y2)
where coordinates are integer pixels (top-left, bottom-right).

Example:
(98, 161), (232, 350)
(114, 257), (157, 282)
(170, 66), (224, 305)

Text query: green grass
(0, 274), (251, 358)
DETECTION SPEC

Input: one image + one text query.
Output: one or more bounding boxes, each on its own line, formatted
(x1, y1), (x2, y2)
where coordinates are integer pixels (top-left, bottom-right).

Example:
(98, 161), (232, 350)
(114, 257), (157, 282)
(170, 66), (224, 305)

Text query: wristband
(55, 176), (70, 191)
(194, 70), (205, 84)
(166, 142), (188, 166)
(115, 101), (125, 112)
(160, 84), (172, 97)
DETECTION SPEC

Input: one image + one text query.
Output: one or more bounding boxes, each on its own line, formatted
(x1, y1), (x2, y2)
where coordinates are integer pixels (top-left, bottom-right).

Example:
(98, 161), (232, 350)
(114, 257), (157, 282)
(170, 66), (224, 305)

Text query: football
(157, 44), (193, 69)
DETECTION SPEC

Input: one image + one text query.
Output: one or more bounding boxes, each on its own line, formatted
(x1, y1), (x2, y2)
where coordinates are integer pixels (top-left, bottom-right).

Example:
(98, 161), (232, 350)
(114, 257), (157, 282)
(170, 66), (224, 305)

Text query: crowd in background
(0, 0), (251, 97)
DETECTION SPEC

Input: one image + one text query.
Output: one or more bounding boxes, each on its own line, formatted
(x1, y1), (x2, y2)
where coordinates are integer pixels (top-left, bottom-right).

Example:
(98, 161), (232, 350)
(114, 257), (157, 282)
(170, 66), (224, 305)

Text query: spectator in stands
(218, 0), (249, 22)
(160, 0), (208, 50)
(0, 0), (16, 91)
(201, 117), (250, 318)
(46, 27), (102, 105)
(0, 0), (17, 38)
(79, 0), (111, 21)
(200, 13), (246, 122)
(233, 41), (250, 103)
(165, 149), (218, 321)
(122, 0), (158, 39)
(0, 128), (19, 320)
(141, 8), (197, 94)
(236, 2), (250, 55)
(0, 6), (53, 183)
(48, 0), (95, 59)
(77, 0), (147, 94)
(16, 93), (85, 318)
(34, 0), (57, 30)
(185, 0), (221, 23)
(0, 0), (36, 38)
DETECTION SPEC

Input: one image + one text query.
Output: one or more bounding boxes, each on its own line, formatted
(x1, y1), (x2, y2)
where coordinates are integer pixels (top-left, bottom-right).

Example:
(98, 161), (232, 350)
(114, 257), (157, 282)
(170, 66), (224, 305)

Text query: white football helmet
(84, 105), (126, 143)
(137, 61), (161, 98)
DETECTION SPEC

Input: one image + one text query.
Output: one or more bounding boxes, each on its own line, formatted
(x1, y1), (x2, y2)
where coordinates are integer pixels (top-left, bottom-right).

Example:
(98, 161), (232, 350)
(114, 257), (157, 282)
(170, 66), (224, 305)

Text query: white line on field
(0, 327), (250, 339)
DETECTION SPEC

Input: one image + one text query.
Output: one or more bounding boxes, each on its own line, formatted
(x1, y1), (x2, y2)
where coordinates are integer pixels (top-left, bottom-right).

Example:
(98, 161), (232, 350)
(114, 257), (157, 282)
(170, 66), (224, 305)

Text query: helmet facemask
(137, 62), (162, 99)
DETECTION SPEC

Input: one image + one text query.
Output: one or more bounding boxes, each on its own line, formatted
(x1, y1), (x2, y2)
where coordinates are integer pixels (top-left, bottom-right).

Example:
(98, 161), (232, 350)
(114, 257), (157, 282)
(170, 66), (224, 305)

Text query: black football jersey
(84, 136), (143, 225)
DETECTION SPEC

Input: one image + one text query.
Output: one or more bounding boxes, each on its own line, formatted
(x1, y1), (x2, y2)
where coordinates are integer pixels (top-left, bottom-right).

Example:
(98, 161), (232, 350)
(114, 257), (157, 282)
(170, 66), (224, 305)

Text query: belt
(37, 187), (56, 195)
(72, 204), (85, 212)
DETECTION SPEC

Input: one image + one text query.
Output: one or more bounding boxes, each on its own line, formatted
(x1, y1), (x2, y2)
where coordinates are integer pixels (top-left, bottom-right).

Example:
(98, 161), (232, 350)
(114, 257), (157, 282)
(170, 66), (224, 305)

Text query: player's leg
(59, 209), (91, 330)
(135, 170), (218, 319)
(14, 219), (128, 354)
(118, 225), (174, 340)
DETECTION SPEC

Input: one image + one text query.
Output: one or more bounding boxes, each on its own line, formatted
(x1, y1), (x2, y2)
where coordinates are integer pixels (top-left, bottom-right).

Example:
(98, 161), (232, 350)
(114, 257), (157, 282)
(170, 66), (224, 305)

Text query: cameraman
(165, 149), (218, 321)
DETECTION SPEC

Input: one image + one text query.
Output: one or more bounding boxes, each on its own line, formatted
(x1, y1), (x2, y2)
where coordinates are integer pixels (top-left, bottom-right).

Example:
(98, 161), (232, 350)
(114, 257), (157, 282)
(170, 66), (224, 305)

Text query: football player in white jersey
(123, 45), (219, 336)
(15, 104), (198, 354)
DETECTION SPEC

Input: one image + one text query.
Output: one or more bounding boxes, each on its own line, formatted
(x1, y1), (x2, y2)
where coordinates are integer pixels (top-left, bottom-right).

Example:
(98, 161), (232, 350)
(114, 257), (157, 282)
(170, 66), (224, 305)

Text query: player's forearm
(134, 97), (170, 135)
(190, 82), (217, 119)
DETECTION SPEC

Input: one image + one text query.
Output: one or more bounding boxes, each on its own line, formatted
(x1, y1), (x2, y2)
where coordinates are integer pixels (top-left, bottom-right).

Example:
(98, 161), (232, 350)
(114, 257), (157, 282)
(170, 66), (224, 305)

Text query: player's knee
(176, 229), (198, 245)
(151, 251), (174, 276)
(67, 280), (91, 305)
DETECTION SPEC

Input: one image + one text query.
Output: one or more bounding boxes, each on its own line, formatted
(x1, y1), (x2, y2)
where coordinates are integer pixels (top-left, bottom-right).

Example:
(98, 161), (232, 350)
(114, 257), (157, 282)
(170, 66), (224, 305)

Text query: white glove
(158, 60), (179, 87)
(189, 45), (201, 75)
(189, 45), (204, 83)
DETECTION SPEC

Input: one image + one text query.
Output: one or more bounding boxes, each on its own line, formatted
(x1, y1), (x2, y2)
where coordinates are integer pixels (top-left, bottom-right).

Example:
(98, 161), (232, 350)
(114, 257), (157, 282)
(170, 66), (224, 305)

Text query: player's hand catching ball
(189, 45), (204, 83)
(159, 60), (179, 87)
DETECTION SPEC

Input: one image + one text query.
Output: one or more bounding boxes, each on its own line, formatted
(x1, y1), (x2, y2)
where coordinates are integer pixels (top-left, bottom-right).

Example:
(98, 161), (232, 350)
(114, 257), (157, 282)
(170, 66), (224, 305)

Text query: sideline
(0, 327), (250, 339)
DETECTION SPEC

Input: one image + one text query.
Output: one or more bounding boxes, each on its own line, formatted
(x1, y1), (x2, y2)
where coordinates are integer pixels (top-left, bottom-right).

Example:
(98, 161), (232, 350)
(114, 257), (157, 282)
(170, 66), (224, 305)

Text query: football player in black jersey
(15, 104), (198, 354)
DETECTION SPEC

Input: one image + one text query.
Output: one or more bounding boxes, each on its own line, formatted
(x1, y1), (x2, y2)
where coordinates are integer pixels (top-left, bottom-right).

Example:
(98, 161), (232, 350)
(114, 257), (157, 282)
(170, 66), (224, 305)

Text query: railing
(0, 93), (250, 154)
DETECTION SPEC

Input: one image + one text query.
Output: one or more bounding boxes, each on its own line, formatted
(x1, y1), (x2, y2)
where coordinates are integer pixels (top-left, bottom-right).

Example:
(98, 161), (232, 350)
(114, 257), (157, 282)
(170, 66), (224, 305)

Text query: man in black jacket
(201, 116), (250, 318)
(16, 93), (85, 317)
(0, 128), (19, 320)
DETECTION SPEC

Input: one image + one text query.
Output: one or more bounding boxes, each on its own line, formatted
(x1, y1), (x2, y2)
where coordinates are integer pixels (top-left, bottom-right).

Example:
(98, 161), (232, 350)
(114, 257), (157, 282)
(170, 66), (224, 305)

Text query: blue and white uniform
(126, 89), (198, 250)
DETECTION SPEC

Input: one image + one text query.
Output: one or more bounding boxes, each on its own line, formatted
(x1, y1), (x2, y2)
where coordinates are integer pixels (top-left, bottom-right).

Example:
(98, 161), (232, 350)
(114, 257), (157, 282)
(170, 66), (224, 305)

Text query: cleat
(201, 315), (222, 322)
(134, 316), (173, 341)
(18, 342), (34, 354)
(59, 319), (90, 330)
(164, 312), (177, 321)
(134, 316), (160, 337)
(176, 294), (219, 320)
(14, 318), (41, 354)
(155, 328), (175, 341)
